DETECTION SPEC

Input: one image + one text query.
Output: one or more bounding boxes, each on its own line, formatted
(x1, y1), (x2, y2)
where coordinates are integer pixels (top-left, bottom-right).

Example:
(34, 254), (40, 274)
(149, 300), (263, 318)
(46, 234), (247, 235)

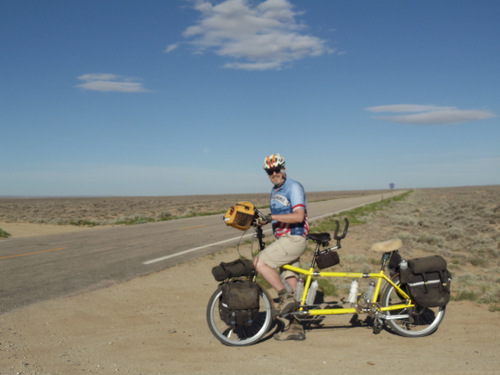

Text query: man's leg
(254, 257), (284, 291)
(254, 257), (298, 314)
(286, 276), (298, 291)
(254, 235), (307, 315)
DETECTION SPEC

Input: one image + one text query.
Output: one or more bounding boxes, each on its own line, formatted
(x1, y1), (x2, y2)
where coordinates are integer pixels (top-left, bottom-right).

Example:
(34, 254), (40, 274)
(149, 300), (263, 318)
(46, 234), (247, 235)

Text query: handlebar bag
(401, 255), (452, 308)
(219, 279), (260, 327)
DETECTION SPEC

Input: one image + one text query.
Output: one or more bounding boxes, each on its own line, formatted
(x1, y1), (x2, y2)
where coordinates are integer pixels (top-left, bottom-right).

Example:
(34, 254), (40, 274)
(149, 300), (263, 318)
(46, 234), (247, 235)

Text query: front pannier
(400, 255), (451, 308)
(219, 279), (260, 327)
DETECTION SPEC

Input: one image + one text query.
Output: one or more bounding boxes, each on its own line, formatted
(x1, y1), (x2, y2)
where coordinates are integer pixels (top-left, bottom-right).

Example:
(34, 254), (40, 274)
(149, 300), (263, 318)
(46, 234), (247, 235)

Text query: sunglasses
(266, 167), (283, 175)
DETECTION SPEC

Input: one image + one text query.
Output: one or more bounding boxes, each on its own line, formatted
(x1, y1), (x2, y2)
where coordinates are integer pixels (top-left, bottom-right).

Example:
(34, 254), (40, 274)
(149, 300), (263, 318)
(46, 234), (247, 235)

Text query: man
(254, 153), (308, 341)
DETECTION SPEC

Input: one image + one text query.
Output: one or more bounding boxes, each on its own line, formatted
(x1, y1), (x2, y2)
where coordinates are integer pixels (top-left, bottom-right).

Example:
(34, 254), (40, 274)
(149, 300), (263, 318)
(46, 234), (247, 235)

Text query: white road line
(141, 211), (339, 266)
(142, 232), (258, 265)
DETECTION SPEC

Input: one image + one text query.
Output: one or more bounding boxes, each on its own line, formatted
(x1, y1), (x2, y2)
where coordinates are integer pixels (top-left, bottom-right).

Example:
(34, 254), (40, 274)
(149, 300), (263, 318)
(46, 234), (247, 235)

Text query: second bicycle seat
(307, 232), (331, 246)
(370, 238), (402, 253)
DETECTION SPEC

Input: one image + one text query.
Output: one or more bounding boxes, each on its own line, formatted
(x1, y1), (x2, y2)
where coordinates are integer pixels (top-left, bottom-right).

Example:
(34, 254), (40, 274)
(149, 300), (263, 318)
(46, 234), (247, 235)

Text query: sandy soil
(0, 222), (96, 238)
(1, 189), (499, 374)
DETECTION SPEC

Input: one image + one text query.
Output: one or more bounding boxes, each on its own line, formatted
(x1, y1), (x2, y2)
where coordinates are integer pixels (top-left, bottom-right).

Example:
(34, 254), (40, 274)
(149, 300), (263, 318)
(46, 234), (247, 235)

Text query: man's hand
(265, 213), (273, 223)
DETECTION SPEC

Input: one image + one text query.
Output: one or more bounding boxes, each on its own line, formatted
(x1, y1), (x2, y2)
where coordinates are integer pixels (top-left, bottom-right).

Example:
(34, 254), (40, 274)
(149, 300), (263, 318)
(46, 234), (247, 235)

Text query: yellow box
(223, 201), (256, 231)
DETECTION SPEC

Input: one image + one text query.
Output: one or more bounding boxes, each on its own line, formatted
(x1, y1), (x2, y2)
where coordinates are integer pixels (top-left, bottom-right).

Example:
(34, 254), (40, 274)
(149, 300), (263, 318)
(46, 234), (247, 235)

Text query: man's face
(266, 167), (286, 187)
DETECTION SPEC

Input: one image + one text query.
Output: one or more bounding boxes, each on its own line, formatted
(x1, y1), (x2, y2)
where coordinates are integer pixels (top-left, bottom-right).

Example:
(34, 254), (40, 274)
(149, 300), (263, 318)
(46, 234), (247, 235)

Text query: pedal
(372, 318), (383, 334)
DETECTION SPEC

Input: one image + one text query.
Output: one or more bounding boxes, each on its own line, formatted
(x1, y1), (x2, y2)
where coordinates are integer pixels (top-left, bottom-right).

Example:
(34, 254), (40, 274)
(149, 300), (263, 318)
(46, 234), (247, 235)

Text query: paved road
(0, 192), (401, 314)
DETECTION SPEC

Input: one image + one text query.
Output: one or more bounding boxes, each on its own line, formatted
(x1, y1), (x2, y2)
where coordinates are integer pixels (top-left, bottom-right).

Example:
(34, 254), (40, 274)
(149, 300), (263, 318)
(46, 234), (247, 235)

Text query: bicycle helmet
(263, 154), (285, 171)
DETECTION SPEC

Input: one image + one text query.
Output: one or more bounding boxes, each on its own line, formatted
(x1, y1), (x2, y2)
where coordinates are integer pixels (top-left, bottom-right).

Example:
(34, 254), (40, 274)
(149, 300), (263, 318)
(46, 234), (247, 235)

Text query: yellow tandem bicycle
(206, 204), (448, 346)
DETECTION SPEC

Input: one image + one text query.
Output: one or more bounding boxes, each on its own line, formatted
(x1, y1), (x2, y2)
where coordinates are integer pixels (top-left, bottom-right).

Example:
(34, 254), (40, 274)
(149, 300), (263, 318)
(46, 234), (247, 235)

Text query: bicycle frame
(282, 264), (414, 317)
(252, 215), (414, 319)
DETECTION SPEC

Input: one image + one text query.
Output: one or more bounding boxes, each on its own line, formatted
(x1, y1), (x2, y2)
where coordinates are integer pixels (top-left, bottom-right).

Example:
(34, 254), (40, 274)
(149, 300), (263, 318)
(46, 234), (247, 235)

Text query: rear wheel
(381, 277), (446, 337)
(206, 284), (274, 346)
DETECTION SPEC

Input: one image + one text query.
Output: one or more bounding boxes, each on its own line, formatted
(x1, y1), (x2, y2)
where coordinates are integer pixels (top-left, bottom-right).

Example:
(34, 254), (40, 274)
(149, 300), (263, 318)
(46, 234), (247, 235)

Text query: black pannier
(212, 259), (255, 282)
(400, 255), (452, 308)
(219, 279), (260, 327)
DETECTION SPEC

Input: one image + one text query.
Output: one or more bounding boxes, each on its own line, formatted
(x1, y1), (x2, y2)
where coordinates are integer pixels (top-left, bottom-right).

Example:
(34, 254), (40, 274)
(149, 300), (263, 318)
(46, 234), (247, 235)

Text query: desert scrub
(389, 214), (417, 227)
(338, 254), (373, 273)
(450, 272), (500, 306)
(114, 214), (156, 225)
(440, 227), (464, 241)
(479, 287), (500, 305)
(311, 190), (414, 232)
(0, 228), (11, 238)
(317, 278), (338, 297)
(68, 219), (100, 227)
(155, 211), (173, 220)
(414, 233), (446, 249)
(454, 290), (481, 302)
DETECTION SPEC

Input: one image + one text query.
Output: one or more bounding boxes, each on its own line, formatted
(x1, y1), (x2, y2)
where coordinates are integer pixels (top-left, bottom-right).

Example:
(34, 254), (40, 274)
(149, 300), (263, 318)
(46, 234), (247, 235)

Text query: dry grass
(0, 190), (383, 227)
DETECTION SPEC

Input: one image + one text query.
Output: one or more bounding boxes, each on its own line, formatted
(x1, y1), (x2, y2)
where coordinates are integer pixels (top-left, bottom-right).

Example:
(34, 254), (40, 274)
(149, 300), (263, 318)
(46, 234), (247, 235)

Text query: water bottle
(399, 259), (408, 271)
(399, 258), (409, 284)
(305, 280), (318, 305)
(365, 281), (376, 303)
(347, 279), (358, 305)
(295, 278), (304, 301)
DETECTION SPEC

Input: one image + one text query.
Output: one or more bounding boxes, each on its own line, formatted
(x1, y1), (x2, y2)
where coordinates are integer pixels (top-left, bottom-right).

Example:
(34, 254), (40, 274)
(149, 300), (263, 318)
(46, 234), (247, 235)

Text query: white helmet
(263, 154), (285, 171)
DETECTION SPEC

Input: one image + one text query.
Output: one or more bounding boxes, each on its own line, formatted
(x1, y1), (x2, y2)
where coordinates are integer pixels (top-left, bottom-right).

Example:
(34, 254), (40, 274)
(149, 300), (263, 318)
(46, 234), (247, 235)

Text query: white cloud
(178, 0), (334, 70)
(366, 104), (496, 125)
(165, 44), (178, 53)
(76, 73), (150, 93)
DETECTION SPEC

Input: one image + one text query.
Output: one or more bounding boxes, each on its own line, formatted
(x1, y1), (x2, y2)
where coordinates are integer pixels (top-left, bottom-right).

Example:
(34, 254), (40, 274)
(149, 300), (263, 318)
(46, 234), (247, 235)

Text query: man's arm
(268, 207), (305, 224)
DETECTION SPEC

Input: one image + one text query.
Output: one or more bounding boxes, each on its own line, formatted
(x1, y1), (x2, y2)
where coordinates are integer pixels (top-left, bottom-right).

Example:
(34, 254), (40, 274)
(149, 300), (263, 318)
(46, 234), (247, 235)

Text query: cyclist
(254, 153), (309, 341)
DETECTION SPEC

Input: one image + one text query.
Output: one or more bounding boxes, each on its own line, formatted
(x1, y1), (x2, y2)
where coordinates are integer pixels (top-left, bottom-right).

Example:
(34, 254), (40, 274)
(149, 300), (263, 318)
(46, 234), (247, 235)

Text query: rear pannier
(219, 279), (260, 327)
(400, 255), (452, 308)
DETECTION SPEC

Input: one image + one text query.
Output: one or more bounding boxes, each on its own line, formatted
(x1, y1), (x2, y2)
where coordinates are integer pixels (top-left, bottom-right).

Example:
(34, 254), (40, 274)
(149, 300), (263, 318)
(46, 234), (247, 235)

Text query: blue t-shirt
(270, 178), (309, 238)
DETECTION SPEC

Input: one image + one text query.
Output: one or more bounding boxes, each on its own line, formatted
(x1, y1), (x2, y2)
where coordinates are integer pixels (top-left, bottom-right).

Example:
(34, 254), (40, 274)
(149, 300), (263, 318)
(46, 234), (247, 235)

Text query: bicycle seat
(370, 238), (402, 253)
(307, 232), (331, 245)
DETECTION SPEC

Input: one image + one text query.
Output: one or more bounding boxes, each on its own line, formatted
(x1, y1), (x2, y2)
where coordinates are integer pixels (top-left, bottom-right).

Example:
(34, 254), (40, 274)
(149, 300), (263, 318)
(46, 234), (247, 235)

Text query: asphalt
(0, 192), (401, 314)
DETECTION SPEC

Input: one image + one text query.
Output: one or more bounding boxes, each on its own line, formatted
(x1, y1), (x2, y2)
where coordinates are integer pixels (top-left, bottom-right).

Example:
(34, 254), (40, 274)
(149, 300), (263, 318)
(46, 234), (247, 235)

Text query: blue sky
(1, 0), (498, 196)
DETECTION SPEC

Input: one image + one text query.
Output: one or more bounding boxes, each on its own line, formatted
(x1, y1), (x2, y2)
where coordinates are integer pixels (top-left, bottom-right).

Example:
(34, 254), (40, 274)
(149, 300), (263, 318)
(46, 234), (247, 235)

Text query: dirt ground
(1, 228), (499, 374)
(0, 222), (96, 238)
(1, 189), (499, 374)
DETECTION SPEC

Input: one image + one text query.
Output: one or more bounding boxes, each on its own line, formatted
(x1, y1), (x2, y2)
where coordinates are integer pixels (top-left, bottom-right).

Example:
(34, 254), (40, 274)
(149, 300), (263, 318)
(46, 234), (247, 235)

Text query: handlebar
(334, 218), (349, 240)
(254, 207), (267, 223)
(252, 206), (349, 251)
(333, 217), (349, 249)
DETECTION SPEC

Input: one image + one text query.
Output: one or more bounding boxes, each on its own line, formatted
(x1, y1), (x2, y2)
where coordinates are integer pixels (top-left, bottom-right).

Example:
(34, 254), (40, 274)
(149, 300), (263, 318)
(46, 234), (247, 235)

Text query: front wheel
(380, 276), (446, 337)
(206, 284), (274, 346)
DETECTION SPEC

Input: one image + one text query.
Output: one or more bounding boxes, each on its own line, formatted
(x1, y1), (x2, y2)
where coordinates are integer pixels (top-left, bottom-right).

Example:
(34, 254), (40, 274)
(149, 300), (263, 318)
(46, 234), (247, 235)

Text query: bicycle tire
(206, 284), (274, 346)
(381, 276), (446, 337)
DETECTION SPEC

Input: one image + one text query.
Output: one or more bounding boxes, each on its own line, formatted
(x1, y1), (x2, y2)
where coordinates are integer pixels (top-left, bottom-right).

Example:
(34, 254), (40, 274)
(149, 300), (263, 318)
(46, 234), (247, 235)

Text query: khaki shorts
(257, 234), (308, 279)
